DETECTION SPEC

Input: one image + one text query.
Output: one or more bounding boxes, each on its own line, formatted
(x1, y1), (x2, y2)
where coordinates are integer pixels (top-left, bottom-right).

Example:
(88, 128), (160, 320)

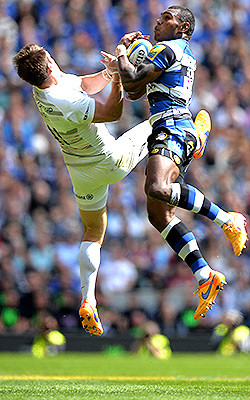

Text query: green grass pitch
(0, 352), (250, 399)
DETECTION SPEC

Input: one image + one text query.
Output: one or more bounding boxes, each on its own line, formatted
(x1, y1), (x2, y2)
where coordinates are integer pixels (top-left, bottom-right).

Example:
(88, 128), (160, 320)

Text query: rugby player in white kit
(13, 38), (151, 335)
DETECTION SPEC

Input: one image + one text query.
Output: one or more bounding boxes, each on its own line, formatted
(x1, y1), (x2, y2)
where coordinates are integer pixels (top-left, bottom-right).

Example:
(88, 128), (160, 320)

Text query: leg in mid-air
(168, 111), (247, 257)
(168, 182), (248, 257)
(68, 120), (152, 335)
(146, 196), (227, 320)
(146, 112), (248, 258)
(145, 115), (247, 319)
(78, 206), (107, 336)
(66, 160), (110, 336)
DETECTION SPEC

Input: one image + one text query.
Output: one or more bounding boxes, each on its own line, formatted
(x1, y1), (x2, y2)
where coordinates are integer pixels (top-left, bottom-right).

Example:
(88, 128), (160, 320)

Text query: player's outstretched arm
(92, 72), (124, 123)
(116, 43), (161, 98)
(81, 52), (118, 95)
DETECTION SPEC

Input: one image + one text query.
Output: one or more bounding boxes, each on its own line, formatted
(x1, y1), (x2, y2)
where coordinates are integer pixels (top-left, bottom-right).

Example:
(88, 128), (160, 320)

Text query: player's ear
(47, 61), (53, 73)
(179, 21), (190, 34)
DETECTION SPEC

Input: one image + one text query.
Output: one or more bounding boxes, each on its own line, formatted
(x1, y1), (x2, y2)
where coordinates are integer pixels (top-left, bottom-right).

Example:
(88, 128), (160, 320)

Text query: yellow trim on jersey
(147, 44), (166, 61)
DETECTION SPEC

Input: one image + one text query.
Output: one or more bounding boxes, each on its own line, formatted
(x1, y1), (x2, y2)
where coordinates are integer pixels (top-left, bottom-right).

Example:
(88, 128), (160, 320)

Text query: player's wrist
(112, 72), (121, 83)
(106, 65), (118, 73)
(116, 45), (127, 58)
(102, 69), (112, 81)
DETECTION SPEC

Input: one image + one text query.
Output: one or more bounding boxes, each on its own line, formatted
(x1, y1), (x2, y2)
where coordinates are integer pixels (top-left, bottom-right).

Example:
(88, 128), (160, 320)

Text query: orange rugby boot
(193, 110), (211, 159)
(193, 270), (227, 320)
(79, 300), (103, 336)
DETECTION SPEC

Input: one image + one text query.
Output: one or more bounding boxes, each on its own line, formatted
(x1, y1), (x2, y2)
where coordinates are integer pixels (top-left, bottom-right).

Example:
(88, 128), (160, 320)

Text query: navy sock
(169, 183), (231, 227)
(161, 217), (208, 274)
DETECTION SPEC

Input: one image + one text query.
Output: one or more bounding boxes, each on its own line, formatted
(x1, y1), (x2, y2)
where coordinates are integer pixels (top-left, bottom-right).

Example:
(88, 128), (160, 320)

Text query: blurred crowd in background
(0, 0), (250, 341)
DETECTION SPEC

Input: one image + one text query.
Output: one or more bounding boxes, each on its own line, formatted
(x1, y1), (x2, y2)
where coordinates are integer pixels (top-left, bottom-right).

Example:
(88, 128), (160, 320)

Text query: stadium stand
(0, 0), (249, 342)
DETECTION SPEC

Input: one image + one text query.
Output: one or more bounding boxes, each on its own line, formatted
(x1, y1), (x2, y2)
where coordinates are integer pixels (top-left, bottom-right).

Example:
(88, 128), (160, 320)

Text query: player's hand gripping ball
(127, 39), (152, 67)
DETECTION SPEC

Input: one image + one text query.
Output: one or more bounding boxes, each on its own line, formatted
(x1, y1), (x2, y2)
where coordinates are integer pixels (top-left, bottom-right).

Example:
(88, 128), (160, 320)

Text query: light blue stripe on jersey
(146, 39), (196, 118)
(184, 43), (195, 57)
(155, 71), (181, 87)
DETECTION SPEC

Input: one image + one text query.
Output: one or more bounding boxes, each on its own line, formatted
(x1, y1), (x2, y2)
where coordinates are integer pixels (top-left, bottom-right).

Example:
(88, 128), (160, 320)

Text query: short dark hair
(13, 44), (49, 87)
(168, 5), (195, 39)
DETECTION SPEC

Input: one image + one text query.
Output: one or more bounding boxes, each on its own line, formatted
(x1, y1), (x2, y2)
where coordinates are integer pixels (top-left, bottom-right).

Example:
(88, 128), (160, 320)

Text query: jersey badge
(156, 131), (167, 141)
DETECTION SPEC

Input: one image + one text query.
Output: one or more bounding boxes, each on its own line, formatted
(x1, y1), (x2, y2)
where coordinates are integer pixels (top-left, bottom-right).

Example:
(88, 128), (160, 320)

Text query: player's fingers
(101, 51), (116, 62)
(101, 51), (115, 58)
(101, 51), (109, 57)
(129, 31), (142, 41)
(138, 34), (150, 40)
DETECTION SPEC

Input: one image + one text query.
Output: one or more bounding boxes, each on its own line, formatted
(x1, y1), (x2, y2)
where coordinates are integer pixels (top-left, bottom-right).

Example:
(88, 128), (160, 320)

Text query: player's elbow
(123, 82), (146, 100)
(123, 81), (139, 93)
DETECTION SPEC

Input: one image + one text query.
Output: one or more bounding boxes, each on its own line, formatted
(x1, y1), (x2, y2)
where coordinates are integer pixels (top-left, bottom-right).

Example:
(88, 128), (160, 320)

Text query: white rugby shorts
(66, 120), (151, 211)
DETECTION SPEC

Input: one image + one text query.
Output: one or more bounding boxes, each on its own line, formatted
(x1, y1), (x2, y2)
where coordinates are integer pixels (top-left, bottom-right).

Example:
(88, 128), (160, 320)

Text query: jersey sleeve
(146, 42), (176, 71)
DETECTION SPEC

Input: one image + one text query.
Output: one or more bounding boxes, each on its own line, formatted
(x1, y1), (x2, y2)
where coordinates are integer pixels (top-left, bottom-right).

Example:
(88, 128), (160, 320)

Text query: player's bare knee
(147, 208), (173, 231)
(144, 181), (172, 202)
(147, 211), (158, 229)
(83, 226), (105, 245)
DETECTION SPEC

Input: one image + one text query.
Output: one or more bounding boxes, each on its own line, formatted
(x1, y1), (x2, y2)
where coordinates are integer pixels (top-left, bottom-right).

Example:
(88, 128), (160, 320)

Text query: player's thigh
(147, 125), (196, 185)
(79, 206), (107, 245)
(146, 154), (179, 185)
(145, 155), (179, 201)
(119, 120), (152, 163)
(109, 120), (151, 179)
(66, 163), (109, 210)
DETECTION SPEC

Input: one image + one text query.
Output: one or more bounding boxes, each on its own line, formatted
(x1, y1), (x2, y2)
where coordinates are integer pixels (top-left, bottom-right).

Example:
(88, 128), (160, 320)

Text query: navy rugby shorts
(147, 118), (197, 183)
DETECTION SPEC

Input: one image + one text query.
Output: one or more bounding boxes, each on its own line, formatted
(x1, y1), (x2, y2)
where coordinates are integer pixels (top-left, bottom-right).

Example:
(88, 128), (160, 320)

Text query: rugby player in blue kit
(116, 5), (248, 320)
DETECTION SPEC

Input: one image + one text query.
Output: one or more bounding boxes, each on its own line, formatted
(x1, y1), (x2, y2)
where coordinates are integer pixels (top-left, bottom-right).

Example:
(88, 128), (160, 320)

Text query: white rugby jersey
(33, 73), (116, 165)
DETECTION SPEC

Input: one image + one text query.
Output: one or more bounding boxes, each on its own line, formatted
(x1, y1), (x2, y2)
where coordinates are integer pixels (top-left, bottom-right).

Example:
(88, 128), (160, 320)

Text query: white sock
(214, 210), (232, 228)
(194, 265), (212, 283)
(78, 241), (101, 308)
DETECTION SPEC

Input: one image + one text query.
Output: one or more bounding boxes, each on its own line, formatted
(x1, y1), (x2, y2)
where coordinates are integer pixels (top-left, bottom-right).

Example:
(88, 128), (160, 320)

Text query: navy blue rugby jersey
(145, 38), (196, 126)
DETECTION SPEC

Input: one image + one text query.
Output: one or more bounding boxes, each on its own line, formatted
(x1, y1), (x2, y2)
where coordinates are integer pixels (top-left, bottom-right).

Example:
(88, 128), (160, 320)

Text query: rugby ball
(127, 39), (152, 67)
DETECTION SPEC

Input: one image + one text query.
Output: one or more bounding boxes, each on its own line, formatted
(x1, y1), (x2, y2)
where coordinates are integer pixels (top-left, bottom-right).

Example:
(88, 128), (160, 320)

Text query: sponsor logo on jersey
(151, 148), (159, 154)
(147, 44), (166, 61)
